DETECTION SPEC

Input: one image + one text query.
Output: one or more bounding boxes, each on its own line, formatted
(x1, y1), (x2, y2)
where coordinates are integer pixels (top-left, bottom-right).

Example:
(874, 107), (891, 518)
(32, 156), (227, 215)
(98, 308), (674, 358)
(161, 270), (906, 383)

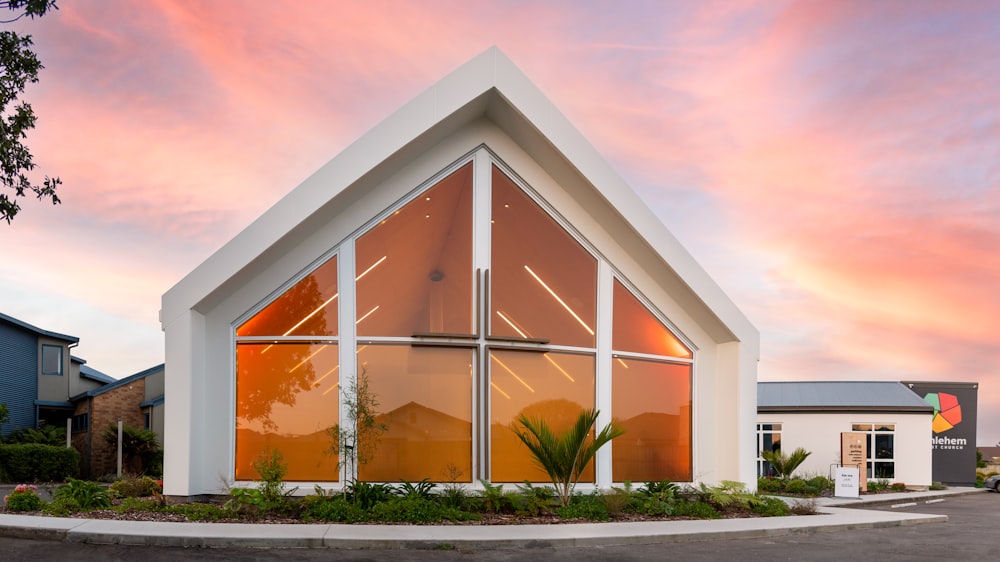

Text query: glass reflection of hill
(614, 406), (692, 482)
(236, 402), (690, 484)
(362, 401), (472, 482)
(235, 428), (339, 482)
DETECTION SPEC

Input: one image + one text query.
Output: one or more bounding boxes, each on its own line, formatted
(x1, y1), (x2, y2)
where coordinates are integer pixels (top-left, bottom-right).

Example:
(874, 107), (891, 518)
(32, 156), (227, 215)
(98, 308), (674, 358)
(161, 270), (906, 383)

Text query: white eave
(161, 47), (756, 346)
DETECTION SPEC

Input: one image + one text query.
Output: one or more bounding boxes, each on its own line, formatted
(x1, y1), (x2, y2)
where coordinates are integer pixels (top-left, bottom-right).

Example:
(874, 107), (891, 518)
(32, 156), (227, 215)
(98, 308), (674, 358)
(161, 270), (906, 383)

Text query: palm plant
(102, 423), (161, 474)
(761, 447), (811, 479)
(512, 408), (624, 507)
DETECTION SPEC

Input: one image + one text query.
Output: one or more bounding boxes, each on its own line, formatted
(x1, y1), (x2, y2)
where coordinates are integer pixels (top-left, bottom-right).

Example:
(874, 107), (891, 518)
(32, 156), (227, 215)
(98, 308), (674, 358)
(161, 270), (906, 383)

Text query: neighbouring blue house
(0, 312), (113, 437)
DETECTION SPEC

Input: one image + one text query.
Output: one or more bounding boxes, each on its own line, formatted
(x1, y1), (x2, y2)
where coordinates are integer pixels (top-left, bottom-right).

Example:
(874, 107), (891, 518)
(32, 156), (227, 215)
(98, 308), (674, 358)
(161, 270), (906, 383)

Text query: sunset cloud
(4, 0), (997, 442)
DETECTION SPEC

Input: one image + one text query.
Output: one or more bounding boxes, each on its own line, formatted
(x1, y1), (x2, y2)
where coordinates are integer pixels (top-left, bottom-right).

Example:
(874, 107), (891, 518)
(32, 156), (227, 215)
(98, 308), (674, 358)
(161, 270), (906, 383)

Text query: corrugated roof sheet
(0, 312), (78, 343)
(758, 381), (933, 411)
(79, 364), (116, 385)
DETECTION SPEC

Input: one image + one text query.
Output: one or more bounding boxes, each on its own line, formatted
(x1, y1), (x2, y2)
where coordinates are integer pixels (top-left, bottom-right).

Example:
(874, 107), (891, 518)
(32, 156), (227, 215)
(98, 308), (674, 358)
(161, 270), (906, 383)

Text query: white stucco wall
(162, 49), (759, 497)
(756, 412), (933, 487)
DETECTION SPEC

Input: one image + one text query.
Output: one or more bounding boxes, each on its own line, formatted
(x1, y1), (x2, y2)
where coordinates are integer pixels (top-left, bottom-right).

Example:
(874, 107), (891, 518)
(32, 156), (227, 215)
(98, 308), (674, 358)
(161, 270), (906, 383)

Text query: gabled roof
(0, 312), (78, 344)
(77, 363), (164, 399)
(80, 364), (116, 385)
(71, 355), (116, 385)
(161, 47), (755, 345)
(758, 381), (933, 413)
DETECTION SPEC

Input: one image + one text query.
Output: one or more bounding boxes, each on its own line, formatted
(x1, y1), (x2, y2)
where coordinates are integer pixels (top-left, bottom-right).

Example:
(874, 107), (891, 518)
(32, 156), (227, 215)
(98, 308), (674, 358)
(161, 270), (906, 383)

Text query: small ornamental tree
(513, 408), (624, 507)
(326, 367), (388, 490)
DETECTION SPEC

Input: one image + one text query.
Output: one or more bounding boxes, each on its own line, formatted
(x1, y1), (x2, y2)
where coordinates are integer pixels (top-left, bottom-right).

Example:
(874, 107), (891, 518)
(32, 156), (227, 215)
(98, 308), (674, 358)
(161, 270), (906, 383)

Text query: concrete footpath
(0, 488), (981, 549)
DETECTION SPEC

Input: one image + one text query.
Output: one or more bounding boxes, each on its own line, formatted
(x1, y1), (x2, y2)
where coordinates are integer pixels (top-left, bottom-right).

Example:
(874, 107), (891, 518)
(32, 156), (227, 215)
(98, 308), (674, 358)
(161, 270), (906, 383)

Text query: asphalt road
(1, 492), (997, 561)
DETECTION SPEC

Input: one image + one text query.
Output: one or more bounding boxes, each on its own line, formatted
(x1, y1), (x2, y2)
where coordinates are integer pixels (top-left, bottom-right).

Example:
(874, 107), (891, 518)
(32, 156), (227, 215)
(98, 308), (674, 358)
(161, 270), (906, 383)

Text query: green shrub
(109, 475), (162, 498)
(370, 496), (472, 523)
(438, 483), (469, 509)
(783, 478), (807, 494)
(751, 496), (790, 517)
(511, 482), (555, 516)
(54, 478), (110, 510)
(114, 497), (163, 513)
(638, 480), (679, 498)
(757, 477), (783, 493)
(301, 495), (367, 522)
(808, 476), (833, 491)
(867, 479), (891, 493)
(556, 492), (609, 521)
(890, 482), (907, 492)
(396, 478), (437, 500)
(7, 425), (66, 446)
(252, 448), (289, 506)
(167, 502), (230, 521)
(601, 487), (632, 517)
(696, 481), (760, 509)
(673, 500), (720, 519)
(474, 480), (513, 514)
(346, 481), (395, 510)
(0, 443), (80, 482)
(4, 484), (42, 512)
(632, 494), (674, 516)
(42, 497), (80, 516)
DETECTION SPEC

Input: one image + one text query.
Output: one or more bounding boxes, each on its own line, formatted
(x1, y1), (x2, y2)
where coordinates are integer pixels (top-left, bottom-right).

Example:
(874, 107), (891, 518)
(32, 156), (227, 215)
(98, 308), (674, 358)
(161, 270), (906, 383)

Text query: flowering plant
(4, 484), (42, 512)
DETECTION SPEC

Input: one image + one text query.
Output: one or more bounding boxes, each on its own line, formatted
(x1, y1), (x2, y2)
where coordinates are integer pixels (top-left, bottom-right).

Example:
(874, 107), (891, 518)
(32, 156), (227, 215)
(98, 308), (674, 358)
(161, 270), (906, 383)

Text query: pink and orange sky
(3, 1), (998, 446)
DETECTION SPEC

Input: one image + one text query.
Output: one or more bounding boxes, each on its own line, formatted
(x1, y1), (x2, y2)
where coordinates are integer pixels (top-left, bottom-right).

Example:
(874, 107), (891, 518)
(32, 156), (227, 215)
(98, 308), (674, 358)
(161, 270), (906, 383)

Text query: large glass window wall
(233, 151), (694, 486)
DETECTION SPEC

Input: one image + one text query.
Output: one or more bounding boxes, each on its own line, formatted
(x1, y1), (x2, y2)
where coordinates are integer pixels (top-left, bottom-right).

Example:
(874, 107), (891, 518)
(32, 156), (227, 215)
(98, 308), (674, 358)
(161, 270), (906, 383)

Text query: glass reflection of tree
(237, 276), (325, 432)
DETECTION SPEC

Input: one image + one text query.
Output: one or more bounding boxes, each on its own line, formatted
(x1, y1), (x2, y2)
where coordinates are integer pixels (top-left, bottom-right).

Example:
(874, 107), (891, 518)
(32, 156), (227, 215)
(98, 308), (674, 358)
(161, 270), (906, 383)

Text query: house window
(852, 423), (895, 479)
(757, 423), (782, 477)
(41, 344), (63, 376)
(144, 412), (152, 431)
(72, 413), (89, 432)
(232, 152), (694, 485)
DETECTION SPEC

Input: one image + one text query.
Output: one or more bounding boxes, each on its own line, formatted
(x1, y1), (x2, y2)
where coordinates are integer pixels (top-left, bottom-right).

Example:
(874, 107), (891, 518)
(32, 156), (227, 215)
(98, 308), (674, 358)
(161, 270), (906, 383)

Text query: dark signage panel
(904, 381), (978, 486)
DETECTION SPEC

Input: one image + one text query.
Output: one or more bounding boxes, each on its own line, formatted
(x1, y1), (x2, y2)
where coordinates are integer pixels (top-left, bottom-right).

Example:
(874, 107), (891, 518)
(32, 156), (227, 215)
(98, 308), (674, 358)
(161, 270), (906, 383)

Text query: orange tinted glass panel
(237, 256), (338, 337)
(612, 280), (690, 358)
(235, 342), (340, 481)
(612, 358), (691, 482)
(490, 167), (596, 348)
(356, 345), (473, 482)
(490, 350), (595, 482)
(356, 164), (474, 336)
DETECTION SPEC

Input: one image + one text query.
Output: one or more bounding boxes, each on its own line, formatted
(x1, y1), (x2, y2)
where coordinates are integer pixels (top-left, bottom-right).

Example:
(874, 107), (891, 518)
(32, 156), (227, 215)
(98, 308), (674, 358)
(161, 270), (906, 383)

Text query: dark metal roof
(79, 364), (116, 385)
(0, 312), (78, 343)
(83, 363), (164, 398)
(758, 381), (934, 413)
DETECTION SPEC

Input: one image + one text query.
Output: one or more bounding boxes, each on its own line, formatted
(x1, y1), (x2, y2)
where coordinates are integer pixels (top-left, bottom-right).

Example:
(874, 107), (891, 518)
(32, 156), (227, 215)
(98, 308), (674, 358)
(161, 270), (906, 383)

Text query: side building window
(756, 423), (782, 477)
(71, 413), (89, 432)
(41, 344), (63, 376)
(852, 423), (894, 479)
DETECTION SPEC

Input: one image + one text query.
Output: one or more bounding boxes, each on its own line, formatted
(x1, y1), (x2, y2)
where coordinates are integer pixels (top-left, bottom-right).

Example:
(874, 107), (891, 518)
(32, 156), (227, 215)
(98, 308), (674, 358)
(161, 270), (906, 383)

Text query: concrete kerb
(0, 488), (980, 549)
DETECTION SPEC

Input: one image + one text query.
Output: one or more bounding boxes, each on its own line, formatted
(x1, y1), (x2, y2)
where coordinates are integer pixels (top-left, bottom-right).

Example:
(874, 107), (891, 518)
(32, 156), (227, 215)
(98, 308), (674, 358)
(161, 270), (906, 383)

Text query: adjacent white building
(757, 381), (934, 487)
(160, 48), (759, 498)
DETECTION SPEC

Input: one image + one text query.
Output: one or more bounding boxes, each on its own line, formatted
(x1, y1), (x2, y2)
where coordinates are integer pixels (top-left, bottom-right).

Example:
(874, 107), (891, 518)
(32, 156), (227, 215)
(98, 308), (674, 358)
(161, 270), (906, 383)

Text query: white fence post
(117, 420), (123, 478)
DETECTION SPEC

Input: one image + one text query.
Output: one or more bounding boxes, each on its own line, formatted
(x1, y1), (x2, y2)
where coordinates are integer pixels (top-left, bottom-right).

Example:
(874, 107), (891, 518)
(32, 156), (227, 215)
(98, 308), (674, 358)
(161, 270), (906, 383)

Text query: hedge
(0, 443), (80, 483)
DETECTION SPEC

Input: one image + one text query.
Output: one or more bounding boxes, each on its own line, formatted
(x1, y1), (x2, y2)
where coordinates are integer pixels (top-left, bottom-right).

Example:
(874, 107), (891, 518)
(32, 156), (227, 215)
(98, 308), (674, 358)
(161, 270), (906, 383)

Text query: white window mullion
(473, 147), (492, 482)
(338, 242), (357, 485)
(595, 262), (613, 487)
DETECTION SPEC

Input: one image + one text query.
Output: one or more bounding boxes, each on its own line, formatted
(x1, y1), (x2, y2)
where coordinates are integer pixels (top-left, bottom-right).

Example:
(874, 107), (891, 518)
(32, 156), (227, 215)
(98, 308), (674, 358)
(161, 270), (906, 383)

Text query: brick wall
(88, 379), (147, 478)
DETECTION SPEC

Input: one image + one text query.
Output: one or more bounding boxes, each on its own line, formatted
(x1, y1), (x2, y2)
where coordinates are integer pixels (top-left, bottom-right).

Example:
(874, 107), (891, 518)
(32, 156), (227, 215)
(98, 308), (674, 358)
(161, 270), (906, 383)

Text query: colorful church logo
(923, 392), (962, 433)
